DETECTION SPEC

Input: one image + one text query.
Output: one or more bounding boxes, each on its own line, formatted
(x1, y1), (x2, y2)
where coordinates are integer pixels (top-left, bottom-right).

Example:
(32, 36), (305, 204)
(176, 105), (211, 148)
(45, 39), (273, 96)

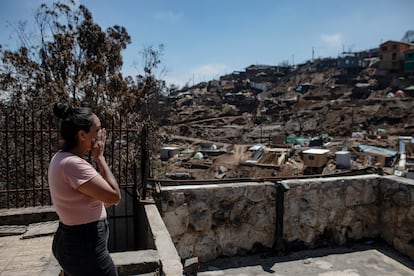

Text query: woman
(48, 103), (121, 275)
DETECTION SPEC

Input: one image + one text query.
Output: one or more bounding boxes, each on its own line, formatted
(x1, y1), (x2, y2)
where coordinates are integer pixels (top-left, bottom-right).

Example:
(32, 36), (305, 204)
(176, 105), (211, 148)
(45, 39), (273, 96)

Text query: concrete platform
(0, 226), (160, 276)
(0, 234), (59, 276)
(1, 223), (414, 276)
(198, 241), (414, 276)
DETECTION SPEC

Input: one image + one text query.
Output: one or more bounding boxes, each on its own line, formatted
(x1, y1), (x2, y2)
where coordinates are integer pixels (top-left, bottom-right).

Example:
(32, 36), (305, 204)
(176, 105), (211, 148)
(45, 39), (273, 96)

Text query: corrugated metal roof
(358, 145), (397, 157)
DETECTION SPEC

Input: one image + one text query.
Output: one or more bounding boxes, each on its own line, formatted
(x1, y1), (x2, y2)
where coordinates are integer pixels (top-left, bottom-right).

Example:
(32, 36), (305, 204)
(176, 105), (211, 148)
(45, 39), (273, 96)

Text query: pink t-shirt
(48, 151), (107, 226)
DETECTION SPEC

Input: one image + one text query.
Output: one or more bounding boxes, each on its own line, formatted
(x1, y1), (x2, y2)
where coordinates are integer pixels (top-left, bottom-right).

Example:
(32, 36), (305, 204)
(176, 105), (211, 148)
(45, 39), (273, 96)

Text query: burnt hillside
(161, 60), (414, 144)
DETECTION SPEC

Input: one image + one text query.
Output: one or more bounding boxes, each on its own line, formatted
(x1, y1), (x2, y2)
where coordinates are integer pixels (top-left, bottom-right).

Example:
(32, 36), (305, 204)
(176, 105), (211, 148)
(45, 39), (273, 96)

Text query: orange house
(379, 40), (414, 72)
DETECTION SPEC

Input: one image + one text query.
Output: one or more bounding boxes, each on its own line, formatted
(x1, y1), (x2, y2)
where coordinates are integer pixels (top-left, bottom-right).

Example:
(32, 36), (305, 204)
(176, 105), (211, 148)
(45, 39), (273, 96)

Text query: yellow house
(303, 149), (330, 168)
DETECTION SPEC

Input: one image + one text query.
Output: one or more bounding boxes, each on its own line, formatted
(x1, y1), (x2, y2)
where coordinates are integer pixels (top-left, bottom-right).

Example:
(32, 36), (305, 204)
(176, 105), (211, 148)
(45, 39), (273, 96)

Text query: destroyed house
(358, 145), (397, 167)
(337, 52), (364, 69)
(245, 64), (289, 80)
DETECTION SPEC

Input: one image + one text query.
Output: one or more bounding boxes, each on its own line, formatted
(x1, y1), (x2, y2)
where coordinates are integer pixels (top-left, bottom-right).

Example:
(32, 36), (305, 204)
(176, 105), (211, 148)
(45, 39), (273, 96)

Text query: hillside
(153, 59), (414, 180)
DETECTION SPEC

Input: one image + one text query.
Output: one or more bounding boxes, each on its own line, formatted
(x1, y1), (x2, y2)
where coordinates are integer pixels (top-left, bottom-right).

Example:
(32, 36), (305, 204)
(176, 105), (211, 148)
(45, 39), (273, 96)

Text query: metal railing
(0, 108), (142, 209)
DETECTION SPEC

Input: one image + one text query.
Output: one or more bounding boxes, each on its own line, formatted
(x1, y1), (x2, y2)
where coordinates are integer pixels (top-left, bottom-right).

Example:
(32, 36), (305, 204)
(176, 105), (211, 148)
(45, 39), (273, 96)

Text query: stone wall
(380, 176), (414, 259)
(160, 175), (414, 262)
(282, 175), (381, 248)
(160, 182), (276, 261)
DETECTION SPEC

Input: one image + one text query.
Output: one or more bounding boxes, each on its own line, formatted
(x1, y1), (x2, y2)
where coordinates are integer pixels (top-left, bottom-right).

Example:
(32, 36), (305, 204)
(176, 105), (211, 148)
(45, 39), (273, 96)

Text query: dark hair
(53, 103), (94, 150)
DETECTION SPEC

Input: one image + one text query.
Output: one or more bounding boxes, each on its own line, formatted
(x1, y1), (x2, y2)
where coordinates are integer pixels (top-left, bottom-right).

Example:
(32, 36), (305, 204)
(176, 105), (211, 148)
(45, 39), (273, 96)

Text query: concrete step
(112, 249), (160, 275)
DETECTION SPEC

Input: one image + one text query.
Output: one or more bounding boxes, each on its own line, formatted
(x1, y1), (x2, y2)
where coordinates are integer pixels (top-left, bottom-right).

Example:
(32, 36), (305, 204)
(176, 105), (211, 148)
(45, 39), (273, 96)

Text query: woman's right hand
(91, 128), (106, 160)
(81, 127), (121, 205)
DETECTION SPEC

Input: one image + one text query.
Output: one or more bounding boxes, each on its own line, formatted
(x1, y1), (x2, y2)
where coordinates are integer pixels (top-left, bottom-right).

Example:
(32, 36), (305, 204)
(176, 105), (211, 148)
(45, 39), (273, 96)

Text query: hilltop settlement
(151, 40), (414, 181)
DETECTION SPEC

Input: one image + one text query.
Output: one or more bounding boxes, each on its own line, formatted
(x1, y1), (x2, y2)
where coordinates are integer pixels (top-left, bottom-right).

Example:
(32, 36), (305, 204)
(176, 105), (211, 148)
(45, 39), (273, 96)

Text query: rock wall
(160, 182), (276, 261)
(160, 175), (414, 262)
(380, 176), (414, 259)
(282, 175), (381, 248)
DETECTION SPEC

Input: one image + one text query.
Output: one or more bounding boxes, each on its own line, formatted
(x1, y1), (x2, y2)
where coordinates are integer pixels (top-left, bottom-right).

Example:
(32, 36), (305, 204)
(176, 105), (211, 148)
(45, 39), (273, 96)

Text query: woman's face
(84, 114), (101, 152)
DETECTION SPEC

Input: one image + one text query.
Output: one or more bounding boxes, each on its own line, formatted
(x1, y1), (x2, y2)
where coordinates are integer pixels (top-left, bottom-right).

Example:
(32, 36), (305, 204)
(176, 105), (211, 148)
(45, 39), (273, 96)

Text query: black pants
(52, 219), (118, 276)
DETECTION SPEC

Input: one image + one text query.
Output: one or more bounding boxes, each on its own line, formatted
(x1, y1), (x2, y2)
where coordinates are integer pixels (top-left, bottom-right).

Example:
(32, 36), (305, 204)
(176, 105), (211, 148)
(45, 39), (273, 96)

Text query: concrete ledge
(112, 249), (160, 275)
(0, 206), (58, 225)
(145, 204), (183, 276)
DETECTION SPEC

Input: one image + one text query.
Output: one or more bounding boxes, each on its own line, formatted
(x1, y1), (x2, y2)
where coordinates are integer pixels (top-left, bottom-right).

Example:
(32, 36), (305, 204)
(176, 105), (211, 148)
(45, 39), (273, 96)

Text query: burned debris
(153, 42), (414, 181)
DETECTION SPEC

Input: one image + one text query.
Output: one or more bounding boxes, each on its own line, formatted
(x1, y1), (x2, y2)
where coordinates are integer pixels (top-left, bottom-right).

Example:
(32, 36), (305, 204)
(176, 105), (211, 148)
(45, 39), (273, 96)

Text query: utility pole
(312, 47), (315, 62)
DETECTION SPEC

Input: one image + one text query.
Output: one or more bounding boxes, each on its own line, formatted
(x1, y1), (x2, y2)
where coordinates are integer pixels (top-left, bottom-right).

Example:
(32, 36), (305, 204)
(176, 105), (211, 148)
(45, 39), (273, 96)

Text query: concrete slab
(1, 219), (413, 276)
(0, 225), (161, 276)
(198, 242), (414, 276)
(0, 225), (27, 236)
(0, 235), (60, 276)
(21, 221), (58, 239)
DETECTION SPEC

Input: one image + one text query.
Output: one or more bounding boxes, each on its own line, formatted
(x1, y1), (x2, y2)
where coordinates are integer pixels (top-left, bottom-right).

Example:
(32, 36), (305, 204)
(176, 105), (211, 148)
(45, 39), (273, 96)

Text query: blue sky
(1, 0), (413, 87)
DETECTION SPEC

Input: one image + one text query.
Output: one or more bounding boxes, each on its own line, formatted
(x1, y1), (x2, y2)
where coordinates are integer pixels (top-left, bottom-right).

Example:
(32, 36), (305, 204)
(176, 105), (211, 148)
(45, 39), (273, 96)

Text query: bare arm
(78, 128), (121, 205)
